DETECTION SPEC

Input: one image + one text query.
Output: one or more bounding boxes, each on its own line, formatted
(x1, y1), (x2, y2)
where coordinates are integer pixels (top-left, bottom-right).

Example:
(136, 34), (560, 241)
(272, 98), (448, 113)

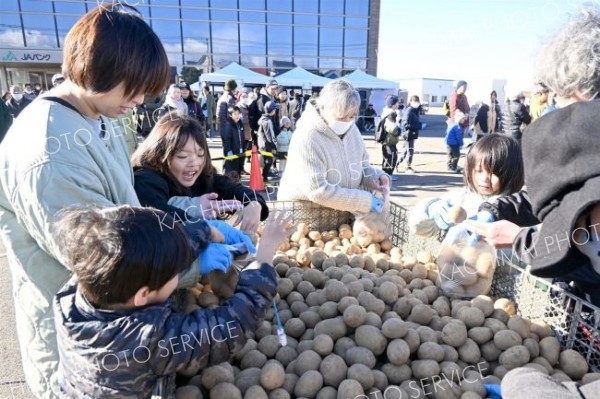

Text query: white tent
(275, 67), (332, 89)
(191, 62), (270, 91)
(343, 69), (398, 90)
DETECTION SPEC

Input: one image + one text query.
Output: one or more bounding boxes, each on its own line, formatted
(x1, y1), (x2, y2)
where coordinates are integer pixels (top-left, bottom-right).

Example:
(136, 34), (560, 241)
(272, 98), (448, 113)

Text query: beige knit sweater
(278, 100), (385, 213)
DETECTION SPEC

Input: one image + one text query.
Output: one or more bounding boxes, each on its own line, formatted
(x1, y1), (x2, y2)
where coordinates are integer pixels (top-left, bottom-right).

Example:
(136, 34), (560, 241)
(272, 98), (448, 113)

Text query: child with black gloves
(52, 206), (293, 398)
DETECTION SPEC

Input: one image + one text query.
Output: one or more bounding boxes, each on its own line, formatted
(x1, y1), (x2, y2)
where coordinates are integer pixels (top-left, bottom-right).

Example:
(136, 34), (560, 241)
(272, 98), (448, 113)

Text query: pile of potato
(176, 222), (599, 399)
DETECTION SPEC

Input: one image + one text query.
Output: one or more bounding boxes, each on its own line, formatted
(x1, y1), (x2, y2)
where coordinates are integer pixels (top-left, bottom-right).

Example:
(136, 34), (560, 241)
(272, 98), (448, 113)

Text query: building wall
(398, 78), (454, 106)
(0, 0), (379, 90)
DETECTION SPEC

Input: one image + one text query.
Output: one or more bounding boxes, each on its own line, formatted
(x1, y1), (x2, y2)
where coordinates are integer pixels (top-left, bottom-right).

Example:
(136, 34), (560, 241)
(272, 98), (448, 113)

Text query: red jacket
(449, 91), (470, 123)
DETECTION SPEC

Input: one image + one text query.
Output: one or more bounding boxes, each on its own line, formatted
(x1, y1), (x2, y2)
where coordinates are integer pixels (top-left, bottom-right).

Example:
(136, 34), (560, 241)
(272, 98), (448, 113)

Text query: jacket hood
(296, 99), (349, 140)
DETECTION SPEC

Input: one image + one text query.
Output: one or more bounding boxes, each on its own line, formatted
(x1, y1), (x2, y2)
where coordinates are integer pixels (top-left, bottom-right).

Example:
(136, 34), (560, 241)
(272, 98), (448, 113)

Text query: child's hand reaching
(255, 211), (295, 264)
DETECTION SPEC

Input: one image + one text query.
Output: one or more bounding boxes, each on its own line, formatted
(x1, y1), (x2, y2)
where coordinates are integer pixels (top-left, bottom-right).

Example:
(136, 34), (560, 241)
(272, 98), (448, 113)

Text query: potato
(582, 373), (600, 385)
(471, 295), (494, 317)
(307, 230), (322, 241)
(200, 365), (235, 390)
(315, 386), (336, 399)
(259, 361), (285, 391)
(539, 336), (561, 366)
(313, 334), (334, 357)
(380, 239), (393, 251)
(529, 319), (553, 339)
(309, 250), (328, 269)
(494, 330), (522, 350)
(468, 327), (493, 345)
(448, 205), (467, 223)
(441, 320), (468, 348)
(292, 369), (323, 397)
(378, 281), (399, 304)
(381, 364), (412, 385)
(342, 304), (367, 328)
(507, 315), (530, 339)
(457, 307), (486, 328)
(417, 342), (445, 362)
(197, 291), (219, 307)
(295, 349), (322, 376)
(353, 215), (387, 247)
(319, 353), (348, 386)
(275, 346), (298, 368)
(416, 250), (434, 264)
(494, 298), (516, 316)
(355, 325), (387, 356)
(337, 380), (365, 399)
(559, 349), (588, 379)
(344, 346), (377, 368)
(409, 304), (436, 325)
(241, 350), (267, 370)
(175, 385), (203, 399)
(387, 339), (411, 365)
(258, 335), (281, 358)
(314, 318), (347, 341)
(382, 318), (409, 339)
(411, 359), (440, 379)
(499, 345), (530, 370)
(296, 223), (309, 235)
(347, 364), (374, 390)
(284, 318), (306, 339)
(211, 382), (242, 399)
(458, 338), (481, 364)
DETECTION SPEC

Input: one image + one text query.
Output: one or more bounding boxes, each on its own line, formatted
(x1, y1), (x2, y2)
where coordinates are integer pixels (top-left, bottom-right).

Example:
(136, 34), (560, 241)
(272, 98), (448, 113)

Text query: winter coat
(277, 128), (293, 153)
(134, 94), (163, 135)
(5, 97), (32, 118)
(238, 104), (253, 141)
(478, 189), (540, 227)
(217, 91), (236, 133)
(222, 118), (244, 156)
(157, 104), (186, 121)
(257, 114), (277, 152)
(488, 102), (501, 133)
(255, 90), (280, 135)
(502, 100), (531, 138)
(444, 123), (464, 147)
(0, 100), (12, 143)
(134, 167), (269, 222)
(402, 105), (421, 140)
(277, 100), (385, 213)
(200, 93), (216, 124)
(0, 97), (202, 398)
(54, 263), (277, 398)
(184, 98), (206, 124)
(449, 91), (470, 123)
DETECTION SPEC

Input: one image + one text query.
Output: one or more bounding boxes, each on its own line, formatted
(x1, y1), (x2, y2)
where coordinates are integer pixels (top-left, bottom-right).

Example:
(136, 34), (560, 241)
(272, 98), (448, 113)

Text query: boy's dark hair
(54, 206), (194, 306)
(131, 115), (213, 191)
(465, 134), (524, 196)
(62, 2), (170, 98)
(228, 105), (241, 115)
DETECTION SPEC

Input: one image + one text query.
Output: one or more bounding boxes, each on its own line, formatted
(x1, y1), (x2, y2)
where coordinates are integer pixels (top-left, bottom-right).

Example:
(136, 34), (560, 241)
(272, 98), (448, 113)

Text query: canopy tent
(342, 69), (398, 90)
(275, 67), (332, 88)
(191, 62), (270, 91)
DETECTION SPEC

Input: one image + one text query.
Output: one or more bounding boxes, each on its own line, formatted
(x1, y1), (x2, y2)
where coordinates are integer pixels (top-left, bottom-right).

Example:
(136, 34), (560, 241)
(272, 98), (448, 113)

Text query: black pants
(261, 145), (276, 180)
(224, 157), (244, 175)
(382, 144), (398, 174)
(446, 145), (460, 170)
(397, 139), (415, 167)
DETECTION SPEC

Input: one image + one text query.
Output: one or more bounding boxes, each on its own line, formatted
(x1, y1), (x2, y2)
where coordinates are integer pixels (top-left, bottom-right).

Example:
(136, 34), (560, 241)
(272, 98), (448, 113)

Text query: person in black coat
(5, 85), (32, 118)
(501, 93), (531, 144)
(221, 105), (245, 176)
(132, 115), (268, 233)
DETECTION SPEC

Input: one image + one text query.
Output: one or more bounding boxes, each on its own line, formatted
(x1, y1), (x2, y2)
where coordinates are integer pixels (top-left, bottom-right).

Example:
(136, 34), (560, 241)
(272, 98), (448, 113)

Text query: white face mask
(411, 102), (420, 108)
(242, 98), (252, 106)
(328, 120), (354, 136)
(12, 93), (23, 101)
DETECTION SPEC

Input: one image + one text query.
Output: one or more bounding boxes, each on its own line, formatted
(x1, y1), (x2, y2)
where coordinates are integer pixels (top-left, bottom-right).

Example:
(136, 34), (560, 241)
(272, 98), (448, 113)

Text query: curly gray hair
(317, 79), (361, 120)
(535, 9), (600, 99)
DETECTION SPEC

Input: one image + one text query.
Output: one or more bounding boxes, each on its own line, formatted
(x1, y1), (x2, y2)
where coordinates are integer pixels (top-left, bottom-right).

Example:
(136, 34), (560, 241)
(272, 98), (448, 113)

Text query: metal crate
(266, 200), (600, 371)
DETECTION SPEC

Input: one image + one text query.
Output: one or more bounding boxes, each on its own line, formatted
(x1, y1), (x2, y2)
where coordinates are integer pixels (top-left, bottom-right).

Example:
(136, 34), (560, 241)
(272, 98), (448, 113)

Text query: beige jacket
(278, 100), (384, 213)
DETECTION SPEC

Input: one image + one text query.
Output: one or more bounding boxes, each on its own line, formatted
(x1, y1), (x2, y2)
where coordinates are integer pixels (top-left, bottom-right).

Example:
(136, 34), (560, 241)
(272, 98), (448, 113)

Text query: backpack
(442, 99), (450, 117)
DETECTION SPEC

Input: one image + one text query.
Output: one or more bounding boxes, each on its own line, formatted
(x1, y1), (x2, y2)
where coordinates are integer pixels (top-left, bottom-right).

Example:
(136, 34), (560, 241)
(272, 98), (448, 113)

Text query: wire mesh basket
(266, 200), (354, 232)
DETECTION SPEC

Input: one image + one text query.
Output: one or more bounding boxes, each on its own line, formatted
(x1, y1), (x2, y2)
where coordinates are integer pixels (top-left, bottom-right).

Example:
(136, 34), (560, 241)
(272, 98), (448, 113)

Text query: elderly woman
(278, 79), (390, 213)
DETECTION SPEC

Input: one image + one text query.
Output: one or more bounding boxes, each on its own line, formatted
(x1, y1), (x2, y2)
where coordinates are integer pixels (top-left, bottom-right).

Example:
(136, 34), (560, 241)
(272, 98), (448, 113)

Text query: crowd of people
(0, 2), (599, 399)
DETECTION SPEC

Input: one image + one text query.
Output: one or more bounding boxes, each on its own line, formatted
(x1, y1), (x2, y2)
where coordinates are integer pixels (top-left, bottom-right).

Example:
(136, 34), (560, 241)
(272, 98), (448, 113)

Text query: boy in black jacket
(257, 101), (279, 182)
(53, 206), (292, 398)
(222, 105), (245, 175)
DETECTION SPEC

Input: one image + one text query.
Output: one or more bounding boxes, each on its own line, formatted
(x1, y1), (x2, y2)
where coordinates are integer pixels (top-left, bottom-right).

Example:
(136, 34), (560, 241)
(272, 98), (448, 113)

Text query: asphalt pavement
(0, 110), (460, 398)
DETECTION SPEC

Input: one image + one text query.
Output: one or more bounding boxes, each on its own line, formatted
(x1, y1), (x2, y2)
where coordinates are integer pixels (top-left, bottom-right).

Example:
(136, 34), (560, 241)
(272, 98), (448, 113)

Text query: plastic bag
(435, 227), (497, 299)
(352, 198), (392, 248)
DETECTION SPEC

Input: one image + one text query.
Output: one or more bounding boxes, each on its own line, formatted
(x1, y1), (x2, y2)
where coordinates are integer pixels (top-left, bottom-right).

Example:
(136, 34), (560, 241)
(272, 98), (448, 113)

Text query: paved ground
(0, 111), (460, 398)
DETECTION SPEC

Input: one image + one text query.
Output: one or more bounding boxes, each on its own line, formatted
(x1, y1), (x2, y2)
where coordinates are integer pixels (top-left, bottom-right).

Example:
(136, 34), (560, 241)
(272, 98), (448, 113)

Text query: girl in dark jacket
(132, 115), (268, 234)
(222, 105), (245, 176)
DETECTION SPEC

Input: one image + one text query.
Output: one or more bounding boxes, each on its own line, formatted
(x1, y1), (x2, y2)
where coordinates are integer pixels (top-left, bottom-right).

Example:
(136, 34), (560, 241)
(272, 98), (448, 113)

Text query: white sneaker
(405, 167), (416, 175)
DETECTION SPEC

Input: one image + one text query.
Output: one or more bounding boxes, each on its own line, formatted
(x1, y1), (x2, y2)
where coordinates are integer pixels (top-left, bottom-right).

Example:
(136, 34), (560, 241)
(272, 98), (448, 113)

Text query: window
(294, 26), (317, 56)
(431, 96), (438, 103)
(0, 12), (24, 47)
(211, 10), (237, 21)
(321, 16), (343, 27)
(20, 0), (52, 12)
(56, 16), (80, 47)
(152, 19), (182, 66)
(181, 7), (209, 21)
(442, 95), (448, 102)
(240, 23), (265, 55)
(319, 57), (342, 70)
(182, 21), (210, 66)
(241, 54), (266, 68)
(344, 29), (367, 58)
(211, 0), (238, 9)
(181, 0), (209, 7)
(345, 17), (368, 28)
(320, 28), (343, 57)
(0, 0), (18, 11)
(150, 4), (181, 19)
(294, 13), (317, 26)
(267, 0), (291, 12)
(293, 0), (318, 13)
(345, 0), (370, 16)
(343, 58), (366, 70)
(239, 0), (264, 10)
(211, 22), (239, 66)
(22, 13), (57, 48)
(53, 1), (86, 14)
(320, 0), (344, 14)
(267, 25), (291, 56)
(239, 12), (264, 23)
(293, 56), (317, 70)
(268, 12), (292, 24)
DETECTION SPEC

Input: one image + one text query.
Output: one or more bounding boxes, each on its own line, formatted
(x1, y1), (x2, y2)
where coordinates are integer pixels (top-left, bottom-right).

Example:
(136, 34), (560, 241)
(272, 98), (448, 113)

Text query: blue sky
(377, 0), (595, 90)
